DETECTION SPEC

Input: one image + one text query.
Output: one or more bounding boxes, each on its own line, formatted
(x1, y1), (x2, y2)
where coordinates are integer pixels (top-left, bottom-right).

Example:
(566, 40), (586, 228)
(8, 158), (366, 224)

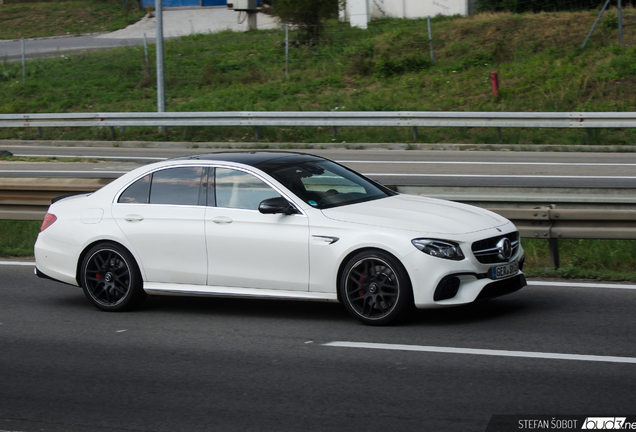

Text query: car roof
(174, 151), (327, 171)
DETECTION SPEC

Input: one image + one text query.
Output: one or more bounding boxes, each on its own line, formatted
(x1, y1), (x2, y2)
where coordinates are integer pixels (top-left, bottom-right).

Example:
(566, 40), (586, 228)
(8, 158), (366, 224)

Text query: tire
(339, 250), (413, 326)
(80, 243), (146, 312)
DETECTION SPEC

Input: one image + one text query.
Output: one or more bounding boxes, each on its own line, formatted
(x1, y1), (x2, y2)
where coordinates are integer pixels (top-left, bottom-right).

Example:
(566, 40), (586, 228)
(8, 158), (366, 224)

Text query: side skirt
(144, 282), (339, 303)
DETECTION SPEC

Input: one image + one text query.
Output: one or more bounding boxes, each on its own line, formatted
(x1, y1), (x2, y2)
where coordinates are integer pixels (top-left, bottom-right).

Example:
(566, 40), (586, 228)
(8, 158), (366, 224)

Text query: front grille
(476, 274), (527, 301)
(471, 231), (520, 264)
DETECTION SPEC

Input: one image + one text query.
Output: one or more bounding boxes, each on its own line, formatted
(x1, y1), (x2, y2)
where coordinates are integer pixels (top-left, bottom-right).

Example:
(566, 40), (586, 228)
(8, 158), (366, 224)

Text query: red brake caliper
(358, 271), (366, 297)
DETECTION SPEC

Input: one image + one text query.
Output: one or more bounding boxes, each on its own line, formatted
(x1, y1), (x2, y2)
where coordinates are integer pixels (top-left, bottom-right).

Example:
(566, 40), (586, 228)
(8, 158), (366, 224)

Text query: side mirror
(258, 197), (297, 215)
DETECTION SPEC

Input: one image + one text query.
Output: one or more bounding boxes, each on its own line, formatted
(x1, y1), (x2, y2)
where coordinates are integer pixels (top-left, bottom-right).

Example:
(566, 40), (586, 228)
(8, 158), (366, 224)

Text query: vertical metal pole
(247, 11), (257, 30)
(255, 126), (260, 140)
(549, 238), (560, 269)
(21, 37), (26, 84)
(156, 0), (166, 134)
(412, 127), (418, 141)
(497, 127), (502, 140)
(582, 0), (611, 49)
(143, 33), (149, 81)
(285, 24), (289, 79)
(333, 126), (338, 137)
(427, 16), (434, 66)
(618, 0), (623, 45)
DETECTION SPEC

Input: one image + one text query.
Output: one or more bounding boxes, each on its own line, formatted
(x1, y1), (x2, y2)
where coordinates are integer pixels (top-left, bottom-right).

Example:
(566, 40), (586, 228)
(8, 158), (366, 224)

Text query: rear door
(112, 166), (209, 285)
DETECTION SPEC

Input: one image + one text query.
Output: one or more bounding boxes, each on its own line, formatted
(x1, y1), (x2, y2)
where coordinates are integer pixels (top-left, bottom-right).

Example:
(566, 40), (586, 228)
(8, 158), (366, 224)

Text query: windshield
(267, 160), (394, 209)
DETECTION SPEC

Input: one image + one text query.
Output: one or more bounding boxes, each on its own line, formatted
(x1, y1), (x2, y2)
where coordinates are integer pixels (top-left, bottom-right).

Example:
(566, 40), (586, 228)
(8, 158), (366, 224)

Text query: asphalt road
(2, 146), (636, 188)
(1, 263), (635, 432)
(0, 7), (277, 62)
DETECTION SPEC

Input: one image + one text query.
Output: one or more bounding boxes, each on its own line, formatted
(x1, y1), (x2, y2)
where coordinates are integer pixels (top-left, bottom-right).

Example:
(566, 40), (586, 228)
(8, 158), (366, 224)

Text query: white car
(34, 151), (526, 325)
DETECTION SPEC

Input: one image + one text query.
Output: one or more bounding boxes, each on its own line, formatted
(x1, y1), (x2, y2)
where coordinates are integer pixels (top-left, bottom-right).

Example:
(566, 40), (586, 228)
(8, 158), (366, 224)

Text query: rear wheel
(80, 243), (146, 311)
(339, 250), (413, 326)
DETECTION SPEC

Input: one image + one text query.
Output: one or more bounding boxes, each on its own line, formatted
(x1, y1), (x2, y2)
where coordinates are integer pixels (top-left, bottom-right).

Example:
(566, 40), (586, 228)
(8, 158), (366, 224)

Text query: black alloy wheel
(339, 250), (413, 326)
(80, 243), (146, 311)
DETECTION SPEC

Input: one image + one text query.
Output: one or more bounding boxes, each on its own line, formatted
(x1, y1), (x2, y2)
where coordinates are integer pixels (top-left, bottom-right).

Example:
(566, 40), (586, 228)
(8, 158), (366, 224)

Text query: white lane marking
(341, 160), (636, 167)
(2, 170), (633, 180)
(363, 173), (636, 179)
(323, 341), (636, 364)
(8, 157), (636, 167)
(0, 170), (128, 175)
(0, 261), (35, 266)
(4, 170), (631, 180)
(529, 280), (636, 290)
(13, 154), (167, 161)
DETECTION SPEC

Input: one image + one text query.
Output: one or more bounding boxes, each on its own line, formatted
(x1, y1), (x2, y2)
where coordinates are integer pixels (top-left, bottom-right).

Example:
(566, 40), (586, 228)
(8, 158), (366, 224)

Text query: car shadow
(140, 294), (351, 323)
(410, 298), (530, 326)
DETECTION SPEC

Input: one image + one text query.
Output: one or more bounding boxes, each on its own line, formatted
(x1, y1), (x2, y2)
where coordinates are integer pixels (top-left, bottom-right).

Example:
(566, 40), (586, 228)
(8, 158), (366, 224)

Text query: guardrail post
(549, 238), (560, 269)
(333, 126), (338, 137)
(255, 126), (260, 140)
(38, 127), (42, 138)
(413, 126), (418, 141)
(110, 127), (116, 139)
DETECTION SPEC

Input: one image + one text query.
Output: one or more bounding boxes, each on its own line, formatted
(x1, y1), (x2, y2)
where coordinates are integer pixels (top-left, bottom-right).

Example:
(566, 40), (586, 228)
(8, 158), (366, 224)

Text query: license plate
(489, 260), (519, 280)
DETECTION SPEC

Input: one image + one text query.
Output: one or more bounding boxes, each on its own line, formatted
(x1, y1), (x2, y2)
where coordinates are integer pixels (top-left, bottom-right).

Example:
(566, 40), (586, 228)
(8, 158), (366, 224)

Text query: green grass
(2, 220), (634, 282)
(0, 0), (146, 40)
(0, 220), (40, 257)
(521, 238), (636, 281)
(1, 10), (636, 145)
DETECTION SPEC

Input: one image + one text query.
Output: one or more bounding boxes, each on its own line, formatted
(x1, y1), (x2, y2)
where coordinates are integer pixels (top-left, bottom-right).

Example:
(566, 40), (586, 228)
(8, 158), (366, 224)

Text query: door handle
(212, 216), (233, 224)
(124, 215), (144, 222)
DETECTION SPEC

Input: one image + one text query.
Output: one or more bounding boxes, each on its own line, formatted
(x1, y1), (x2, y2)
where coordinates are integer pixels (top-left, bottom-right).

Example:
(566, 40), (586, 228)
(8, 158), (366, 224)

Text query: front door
(205, 167), (309, 291)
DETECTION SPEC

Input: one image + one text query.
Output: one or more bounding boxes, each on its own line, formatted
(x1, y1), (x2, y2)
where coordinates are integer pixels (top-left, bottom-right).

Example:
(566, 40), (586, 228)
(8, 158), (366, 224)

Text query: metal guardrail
(2, 111), (636, 130)
(2, 177), (635, 239)
(0, 178), (112, 221)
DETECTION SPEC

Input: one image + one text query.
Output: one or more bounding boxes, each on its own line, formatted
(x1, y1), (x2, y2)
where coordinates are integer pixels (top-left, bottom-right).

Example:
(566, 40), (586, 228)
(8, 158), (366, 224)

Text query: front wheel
(80, 243), (146, 312)
(339, 250), (413, 326)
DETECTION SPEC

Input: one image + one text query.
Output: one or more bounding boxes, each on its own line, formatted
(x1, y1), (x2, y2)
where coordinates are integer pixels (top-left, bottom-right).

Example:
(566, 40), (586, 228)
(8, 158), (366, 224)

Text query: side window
(118, 174), (151, 203)
(215, 168), (281, 210)
(149, 167), (206, 206)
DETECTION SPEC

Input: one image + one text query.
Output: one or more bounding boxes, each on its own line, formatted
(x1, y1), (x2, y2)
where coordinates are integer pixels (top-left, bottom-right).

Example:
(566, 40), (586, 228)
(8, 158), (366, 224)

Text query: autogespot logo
(582, 417), (630, 429)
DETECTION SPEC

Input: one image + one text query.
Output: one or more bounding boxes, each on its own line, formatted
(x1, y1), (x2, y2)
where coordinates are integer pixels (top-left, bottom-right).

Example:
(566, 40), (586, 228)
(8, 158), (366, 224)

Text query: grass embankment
(1, 9), (636, 145)
(2, 219), (634, 281)
(0, 0), (146, 40)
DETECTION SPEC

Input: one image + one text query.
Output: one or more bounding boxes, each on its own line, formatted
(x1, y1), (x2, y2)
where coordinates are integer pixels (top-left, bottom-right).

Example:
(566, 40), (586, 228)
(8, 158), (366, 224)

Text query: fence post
(413, 126), (418, 141)
(582, 0), (611, 49)
(427, 16), (435, 65)
(285, 24), (289, 79)
(156, 0), (167, 134)
(143, 33), (150, 82)
(21, 37), (26, 84)
(618, 0), (623, 45)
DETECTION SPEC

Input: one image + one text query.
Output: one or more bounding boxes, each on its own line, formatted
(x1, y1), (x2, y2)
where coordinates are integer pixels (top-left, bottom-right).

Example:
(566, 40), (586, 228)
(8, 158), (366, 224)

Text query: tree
(269, 0), (340, 43)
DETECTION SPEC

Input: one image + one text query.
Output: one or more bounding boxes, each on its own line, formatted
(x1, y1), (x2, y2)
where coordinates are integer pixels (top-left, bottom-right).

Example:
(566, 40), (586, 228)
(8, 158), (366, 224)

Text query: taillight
(40, 213), (57, 232)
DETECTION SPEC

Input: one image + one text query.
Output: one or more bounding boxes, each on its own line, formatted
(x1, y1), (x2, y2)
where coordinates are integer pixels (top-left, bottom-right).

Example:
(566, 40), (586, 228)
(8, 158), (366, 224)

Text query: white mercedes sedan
(34, 151), (526, 325)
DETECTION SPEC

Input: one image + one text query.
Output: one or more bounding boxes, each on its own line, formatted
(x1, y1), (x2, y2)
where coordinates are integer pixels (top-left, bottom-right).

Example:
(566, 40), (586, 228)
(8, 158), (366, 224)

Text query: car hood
(321, 194), (509, 235)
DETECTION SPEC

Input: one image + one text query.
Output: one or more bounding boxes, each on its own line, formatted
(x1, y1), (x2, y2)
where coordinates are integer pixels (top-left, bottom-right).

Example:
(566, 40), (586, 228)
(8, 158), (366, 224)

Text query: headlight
(412, 239), (465, 261)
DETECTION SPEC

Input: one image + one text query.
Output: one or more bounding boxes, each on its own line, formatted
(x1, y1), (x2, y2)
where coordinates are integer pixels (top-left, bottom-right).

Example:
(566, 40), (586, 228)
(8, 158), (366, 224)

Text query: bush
(270, 0), (340, 43)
